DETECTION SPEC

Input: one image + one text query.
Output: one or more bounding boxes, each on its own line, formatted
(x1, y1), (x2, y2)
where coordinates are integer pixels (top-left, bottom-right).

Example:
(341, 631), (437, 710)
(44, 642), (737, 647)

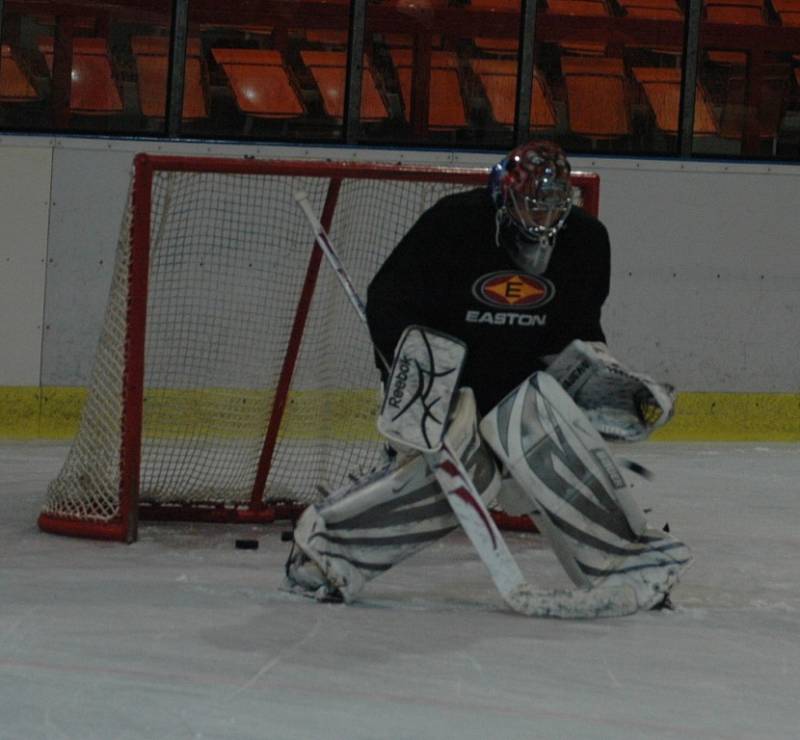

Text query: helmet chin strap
(495, 210), (557, 275)
(510, 230), (556, 275)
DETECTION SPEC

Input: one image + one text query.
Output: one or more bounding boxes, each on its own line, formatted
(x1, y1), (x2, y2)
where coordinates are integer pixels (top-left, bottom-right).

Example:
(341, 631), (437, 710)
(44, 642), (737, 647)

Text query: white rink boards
(1, 441), (799, 740)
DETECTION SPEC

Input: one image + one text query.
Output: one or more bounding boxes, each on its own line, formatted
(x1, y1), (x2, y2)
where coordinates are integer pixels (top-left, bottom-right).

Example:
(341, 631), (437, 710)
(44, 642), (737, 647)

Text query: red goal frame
(38, 154), (599, 542)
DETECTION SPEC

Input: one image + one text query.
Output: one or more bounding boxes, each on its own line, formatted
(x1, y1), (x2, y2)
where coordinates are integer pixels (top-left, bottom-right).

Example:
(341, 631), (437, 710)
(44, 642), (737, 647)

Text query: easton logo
(472, 272), (554, 310)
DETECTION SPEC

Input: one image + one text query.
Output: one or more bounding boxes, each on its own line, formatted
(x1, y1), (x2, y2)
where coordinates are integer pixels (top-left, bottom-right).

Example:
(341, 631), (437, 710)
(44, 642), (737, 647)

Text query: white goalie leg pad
(495, 473), (539, 517)
(287, 389), (501, 602)
(480, 372), (692, 610)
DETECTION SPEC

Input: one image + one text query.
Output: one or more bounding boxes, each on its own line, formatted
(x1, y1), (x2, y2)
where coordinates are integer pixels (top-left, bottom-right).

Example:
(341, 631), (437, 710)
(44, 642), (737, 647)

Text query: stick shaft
(294, 191), (369, 325)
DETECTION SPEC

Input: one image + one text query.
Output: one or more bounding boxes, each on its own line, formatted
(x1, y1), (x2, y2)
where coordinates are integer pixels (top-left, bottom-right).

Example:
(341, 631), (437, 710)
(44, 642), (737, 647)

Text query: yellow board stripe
(1, 386), (798, 441)
(0, 386), (383, 441)
(651, 392), (800, 442)
(0, 387), (87, 439)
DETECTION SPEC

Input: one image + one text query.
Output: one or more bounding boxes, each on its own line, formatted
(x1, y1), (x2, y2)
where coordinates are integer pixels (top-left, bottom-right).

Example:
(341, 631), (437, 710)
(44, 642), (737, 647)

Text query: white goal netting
(41, 157), (486, 539)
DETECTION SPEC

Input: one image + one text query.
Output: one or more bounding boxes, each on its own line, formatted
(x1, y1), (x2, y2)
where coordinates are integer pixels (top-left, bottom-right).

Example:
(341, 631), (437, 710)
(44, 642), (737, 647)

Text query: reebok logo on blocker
(387, 355), (411, 410)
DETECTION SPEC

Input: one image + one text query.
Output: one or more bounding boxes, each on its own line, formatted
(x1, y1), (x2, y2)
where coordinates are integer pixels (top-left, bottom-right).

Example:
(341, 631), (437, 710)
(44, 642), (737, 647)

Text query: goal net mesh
(42, 161), (480, 533)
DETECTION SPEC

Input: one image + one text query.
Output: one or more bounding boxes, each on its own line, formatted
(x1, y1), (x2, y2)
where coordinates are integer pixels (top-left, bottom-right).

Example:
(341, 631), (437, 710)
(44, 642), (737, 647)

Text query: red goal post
(39, 154), (600, 543)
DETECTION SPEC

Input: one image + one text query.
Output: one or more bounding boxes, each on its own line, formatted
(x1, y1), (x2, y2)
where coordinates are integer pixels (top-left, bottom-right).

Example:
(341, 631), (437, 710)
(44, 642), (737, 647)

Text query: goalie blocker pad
(480, 372), (692, 610)
(377, 326), (466, 452)
(546, 340), (676, 442)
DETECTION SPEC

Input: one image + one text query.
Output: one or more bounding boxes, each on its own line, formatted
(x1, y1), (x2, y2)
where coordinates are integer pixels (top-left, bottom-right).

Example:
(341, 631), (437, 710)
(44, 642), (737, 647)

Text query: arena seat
(616, 0), (683, 19)
(0, 44), (38, 101)
(547, 0), (611, 56)
(547, 0), (611, 14)
(632, 67), (718, 136)
(468, 0), (521, 9)
(299, 50), (389, 122)
(718, 65), (789, 141)
(704, 0), (766, 23)
(470, 58), (556, 128)
(561, 56), (631, 138)
(703, 0), (766, 65)
(211, 48), (304, 117)
(131, 37), (207, 120)
(473, 37), (519, 54)
(38, 37), (123, 114)
(468, 0), (522, 50)
(390, 48), (468, 128)
(304, 30), (349, 46)
(771, 0), (800, 26)
(613, 0), (684, 54)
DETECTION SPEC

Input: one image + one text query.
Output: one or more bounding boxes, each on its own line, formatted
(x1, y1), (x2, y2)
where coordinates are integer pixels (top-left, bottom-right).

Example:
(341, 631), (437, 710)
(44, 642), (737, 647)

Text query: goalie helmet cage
(38, 154), (600, 543)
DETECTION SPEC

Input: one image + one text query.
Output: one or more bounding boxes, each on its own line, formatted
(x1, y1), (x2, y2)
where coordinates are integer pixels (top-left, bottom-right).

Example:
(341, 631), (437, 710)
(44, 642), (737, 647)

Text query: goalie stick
(430, 440), (638, 618)
(293, 190), (639, 618)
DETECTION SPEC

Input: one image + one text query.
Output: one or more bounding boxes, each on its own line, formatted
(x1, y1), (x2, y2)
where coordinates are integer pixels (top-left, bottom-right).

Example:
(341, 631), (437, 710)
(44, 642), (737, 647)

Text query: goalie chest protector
(366, 188), (610, 416)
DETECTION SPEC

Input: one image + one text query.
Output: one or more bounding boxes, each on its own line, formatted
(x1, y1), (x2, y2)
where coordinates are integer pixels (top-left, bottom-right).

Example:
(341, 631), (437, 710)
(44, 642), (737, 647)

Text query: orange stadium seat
(561, 56), (631, 138)
(547, 0), (611, 13)
(547, 0), (611, 55)
(703, 0), (767, 65)
(131, 37), (207, 120)
(300, 50), (389, 122)
(388, 0), (450, 12)
(390, 49), (468, 128)
(470, 59), (556, 129)
(617, 0), (683, 19)
(211, 48), (304, 118)
(771, 0), (800, 25)
(38, 37), (123, 113)
(633, 67), (718, 136)
(467, 0), (521, 45)
(468, 0), (521, 9)
(718, 66), (789, 141)
(378, 30), (444, 49)
(704, 0), (766, 23)
(0, 44), (38, 101)
(614, 0), (684, 54)
(304, 30), (349, 45)
(473, 37), (519, 54)
(705, 50), (748, 66)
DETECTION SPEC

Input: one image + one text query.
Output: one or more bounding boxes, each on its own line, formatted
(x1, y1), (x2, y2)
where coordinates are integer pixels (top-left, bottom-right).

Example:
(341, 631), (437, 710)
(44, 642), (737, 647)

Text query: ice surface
(1, 441), (798, 739)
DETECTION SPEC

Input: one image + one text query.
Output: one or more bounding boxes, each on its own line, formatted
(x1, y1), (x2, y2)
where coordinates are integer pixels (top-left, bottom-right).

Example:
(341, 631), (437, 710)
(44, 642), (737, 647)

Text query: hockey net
(39, 155), (599, 542)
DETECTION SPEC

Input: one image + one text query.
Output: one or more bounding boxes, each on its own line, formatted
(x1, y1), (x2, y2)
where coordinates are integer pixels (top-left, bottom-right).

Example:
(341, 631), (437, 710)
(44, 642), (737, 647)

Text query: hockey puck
(280, 530), (294, 543)
(235, 539), (259, 550)
(620, 458), (654, 480)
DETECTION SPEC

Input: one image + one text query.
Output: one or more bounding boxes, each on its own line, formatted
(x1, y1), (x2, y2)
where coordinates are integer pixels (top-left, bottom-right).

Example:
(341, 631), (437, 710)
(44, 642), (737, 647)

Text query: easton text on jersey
(465, 310), (547, 326)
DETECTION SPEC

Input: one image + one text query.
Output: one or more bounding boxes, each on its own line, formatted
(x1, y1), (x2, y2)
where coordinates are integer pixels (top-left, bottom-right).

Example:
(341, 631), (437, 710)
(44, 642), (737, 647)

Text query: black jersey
(366, 187), (610, 416)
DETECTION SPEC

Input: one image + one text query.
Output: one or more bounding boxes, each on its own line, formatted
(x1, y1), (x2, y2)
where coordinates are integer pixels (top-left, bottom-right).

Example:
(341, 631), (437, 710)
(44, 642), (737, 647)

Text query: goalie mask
(489, 141), (572, 274)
